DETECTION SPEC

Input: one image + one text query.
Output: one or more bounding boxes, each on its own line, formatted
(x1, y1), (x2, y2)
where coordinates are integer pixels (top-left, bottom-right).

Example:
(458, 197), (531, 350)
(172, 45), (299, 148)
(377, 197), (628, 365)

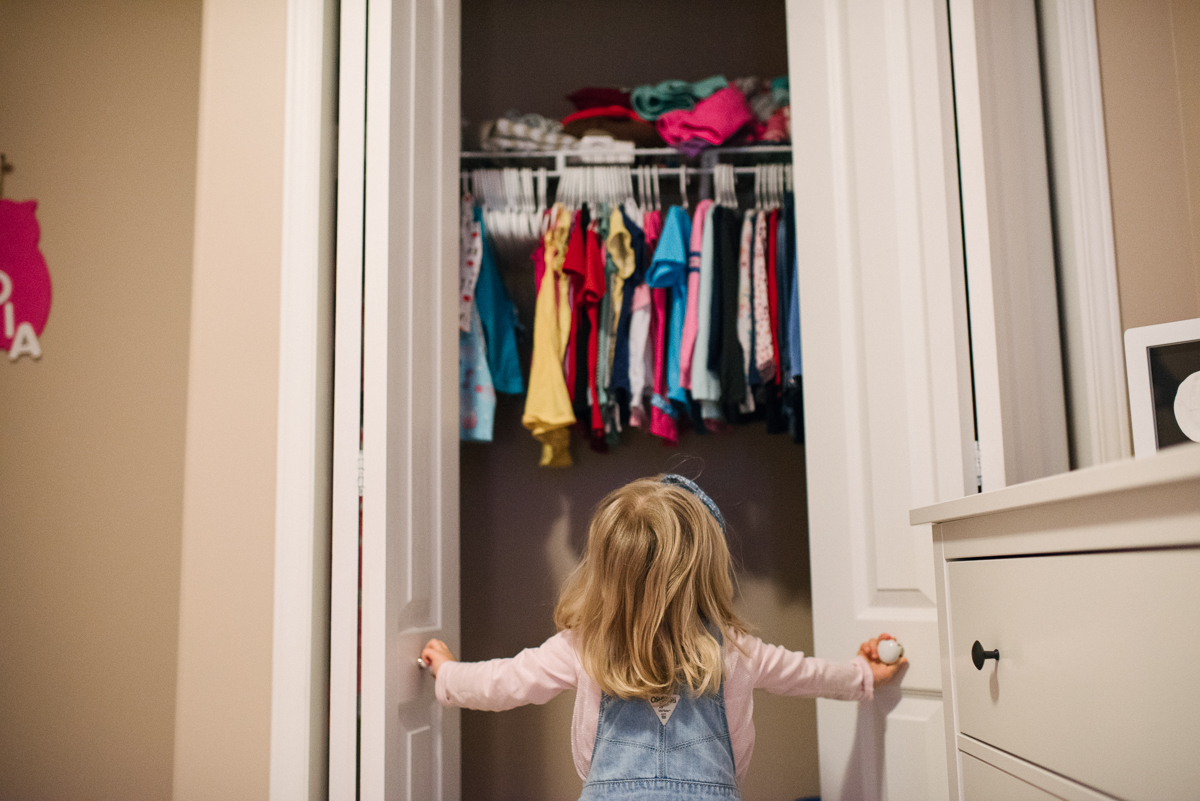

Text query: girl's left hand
(421, 639), (456, 677)
(858, 633), (907, 687)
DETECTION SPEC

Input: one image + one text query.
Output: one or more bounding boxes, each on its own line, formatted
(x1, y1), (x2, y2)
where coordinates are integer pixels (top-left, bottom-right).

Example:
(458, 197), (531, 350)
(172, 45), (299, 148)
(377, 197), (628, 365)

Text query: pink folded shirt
(656, 86), (755, 149)
(435, 629), (874, 782)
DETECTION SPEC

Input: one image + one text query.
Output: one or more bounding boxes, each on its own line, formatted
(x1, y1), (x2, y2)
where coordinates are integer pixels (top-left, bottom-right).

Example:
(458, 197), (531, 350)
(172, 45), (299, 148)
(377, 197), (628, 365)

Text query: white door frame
(268, 0), (338, 799)
(327, 0), (368, 798)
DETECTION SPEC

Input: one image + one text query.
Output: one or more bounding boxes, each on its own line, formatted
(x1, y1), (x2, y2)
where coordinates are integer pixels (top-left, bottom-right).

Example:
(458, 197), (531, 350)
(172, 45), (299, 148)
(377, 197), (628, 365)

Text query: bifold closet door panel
(959, 754), (1064, 801)
(946, 548), (1200, 800)
(358, 0), (462, 799)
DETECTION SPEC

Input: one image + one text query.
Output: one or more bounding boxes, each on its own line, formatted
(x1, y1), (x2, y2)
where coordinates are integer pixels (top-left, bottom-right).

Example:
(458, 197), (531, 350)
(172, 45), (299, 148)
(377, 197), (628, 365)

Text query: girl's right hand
(858, 633), (907, 687)
(421, 639), (456, 677)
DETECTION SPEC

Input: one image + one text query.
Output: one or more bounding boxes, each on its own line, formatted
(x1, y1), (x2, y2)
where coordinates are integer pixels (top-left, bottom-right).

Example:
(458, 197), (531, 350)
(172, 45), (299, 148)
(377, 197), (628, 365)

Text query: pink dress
(435, 629), (874, 783)
(679, 200), (713, 390)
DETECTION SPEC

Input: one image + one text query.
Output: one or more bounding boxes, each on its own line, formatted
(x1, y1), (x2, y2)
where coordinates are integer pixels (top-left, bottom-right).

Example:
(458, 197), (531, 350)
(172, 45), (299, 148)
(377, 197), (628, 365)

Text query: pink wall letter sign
(0, 199), (52, 361)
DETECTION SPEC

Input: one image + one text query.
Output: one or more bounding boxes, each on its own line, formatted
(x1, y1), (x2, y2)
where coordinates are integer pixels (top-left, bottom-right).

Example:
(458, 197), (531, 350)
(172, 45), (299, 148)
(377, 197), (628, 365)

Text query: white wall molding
(1039, 0), (1130, 467)
(269, 0), (336, 798)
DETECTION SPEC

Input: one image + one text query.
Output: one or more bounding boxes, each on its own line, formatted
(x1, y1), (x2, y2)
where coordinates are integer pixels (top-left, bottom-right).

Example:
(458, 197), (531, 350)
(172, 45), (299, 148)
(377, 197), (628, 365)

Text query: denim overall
(579, 679), (740, 800)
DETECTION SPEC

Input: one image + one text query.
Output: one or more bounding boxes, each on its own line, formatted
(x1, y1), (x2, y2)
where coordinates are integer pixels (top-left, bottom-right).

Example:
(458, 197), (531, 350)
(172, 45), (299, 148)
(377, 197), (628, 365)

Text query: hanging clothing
(606, 207), (636, 356)
(774, 199), (791, 381)
(751, 210), (775, 383)
(562, 210), (586, 405)
(645, 205), (692, 406)
(680, 200), (712, 391)
(631, 209), (663, 428)
(473, 207), (524, 395)
(788, 246), (802, 379)
(459, 196), (483, 333)
(610, 209), (645, 423)
(648, 287), (677, 443)
(714, 207), (747, 413)
(761, 207), (788, 435)
(765, 208), (781, 382)
(522, 205), (575, 467)
(735, 211), (756, 412)
(584, 216), (607, 447)
(459, 301), (497, 441)
(690, 203), (719, 398)
(627, 285), (654, 429)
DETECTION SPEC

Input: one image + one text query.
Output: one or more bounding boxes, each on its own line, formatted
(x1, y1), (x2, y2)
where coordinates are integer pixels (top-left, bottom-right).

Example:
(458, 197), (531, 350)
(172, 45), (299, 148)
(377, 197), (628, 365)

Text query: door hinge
(357, 448), (364, 497)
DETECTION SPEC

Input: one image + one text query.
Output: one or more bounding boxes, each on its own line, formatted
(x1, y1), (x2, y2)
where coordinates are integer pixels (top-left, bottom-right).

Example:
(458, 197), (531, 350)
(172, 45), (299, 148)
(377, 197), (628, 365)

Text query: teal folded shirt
(631, 75), (728, 121)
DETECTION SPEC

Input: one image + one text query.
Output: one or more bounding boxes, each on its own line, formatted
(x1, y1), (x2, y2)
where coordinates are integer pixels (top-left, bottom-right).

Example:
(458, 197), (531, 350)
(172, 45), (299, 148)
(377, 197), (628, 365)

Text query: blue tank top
(579, 679), (740, 800)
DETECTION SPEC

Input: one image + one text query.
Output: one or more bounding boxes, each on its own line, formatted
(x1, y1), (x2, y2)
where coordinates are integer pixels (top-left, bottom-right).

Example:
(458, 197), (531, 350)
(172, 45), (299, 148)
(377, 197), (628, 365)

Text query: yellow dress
(521, 205), (576, 466)
(606, 206), (635, 368)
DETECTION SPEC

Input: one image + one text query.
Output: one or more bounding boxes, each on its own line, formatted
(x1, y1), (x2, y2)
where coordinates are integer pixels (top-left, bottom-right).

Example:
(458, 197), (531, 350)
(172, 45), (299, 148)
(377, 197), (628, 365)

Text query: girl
(422, 474), (906, 799)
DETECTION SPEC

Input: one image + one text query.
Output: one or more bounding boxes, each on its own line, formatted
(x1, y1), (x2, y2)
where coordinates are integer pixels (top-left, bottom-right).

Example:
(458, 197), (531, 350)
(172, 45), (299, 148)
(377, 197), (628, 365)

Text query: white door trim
(1038, 0), (1130, 467)
(949, 0), (1071, 490)
(269, 0), (338, 798)
(327, 0), (368, 798)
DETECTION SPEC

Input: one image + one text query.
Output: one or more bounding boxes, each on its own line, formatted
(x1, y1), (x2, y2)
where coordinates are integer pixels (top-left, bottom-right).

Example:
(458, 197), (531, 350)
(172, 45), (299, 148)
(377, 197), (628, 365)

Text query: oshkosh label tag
(648, 694), (680, 725)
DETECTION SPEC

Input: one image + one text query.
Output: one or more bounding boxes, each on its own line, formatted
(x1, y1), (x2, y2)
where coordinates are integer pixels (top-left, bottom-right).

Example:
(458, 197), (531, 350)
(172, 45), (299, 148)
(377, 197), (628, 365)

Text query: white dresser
(910, 444), (1200, 801)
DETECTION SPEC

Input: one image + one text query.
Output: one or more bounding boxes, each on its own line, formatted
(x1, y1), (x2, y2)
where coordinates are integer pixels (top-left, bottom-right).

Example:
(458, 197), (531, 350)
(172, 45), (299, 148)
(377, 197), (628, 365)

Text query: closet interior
(457, 1), (819, 798)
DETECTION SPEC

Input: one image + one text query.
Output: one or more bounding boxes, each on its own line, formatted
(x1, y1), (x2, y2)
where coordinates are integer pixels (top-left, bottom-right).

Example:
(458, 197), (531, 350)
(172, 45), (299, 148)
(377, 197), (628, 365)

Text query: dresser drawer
(946, 548), (1200, 800)
(960, 753), (1064, 800)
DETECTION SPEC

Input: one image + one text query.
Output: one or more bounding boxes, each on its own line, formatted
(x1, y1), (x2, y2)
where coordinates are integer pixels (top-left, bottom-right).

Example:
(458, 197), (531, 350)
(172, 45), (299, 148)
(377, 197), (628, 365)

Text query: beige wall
(1096, 0), (1200, 330)
(460, 0), (790, 135)
(172, 0), (289, 798)
(0, 1), (202, 798)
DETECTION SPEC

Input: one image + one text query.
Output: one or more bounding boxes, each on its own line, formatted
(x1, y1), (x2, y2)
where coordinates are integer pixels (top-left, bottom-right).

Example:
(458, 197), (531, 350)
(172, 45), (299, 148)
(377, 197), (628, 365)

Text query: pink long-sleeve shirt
(435, 630), (874, 782)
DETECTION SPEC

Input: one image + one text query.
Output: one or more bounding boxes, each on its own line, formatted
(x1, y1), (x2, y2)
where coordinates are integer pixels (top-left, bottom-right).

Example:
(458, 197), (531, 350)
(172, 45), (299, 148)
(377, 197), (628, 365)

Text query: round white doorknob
(877, 639), (904, 665)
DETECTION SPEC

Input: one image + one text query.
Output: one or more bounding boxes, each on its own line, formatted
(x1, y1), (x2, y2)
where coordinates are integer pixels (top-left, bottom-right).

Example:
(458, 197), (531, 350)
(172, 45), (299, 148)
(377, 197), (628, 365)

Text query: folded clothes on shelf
(656, 86), (756, 156)
(561, 106), (663, 148)
(631, 75), (728, 121)
(762, 106), (790, 144)
(480, 112), (577, 152)
(566, 86), (632, 111)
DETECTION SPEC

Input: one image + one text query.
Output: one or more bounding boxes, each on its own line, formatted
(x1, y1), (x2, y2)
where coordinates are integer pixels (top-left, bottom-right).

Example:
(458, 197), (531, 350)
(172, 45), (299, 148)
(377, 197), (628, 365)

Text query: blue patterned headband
(660, 474), (726, 532)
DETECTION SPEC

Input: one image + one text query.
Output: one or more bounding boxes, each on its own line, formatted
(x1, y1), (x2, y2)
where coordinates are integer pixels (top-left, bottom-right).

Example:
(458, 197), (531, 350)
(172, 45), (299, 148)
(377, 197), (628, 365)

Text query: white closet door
(786, 0), (975, 799)
(355, 0), (462, 799)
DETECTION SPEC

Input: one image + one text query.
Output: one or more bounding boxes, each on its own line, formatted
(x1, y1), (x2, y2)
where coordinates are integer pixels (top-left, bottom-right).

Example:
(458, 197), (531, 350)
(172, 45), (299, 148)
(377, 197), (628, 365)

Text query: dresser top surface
(910, 443), (1200, 525)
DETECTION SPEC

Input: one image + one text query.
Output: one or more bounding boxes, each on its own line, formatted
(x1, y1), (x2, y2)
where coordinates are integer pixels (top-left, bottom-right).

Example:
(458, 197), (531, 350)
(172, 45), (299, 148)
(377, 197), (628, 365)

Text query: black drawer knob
(972, 640), (1000, 670)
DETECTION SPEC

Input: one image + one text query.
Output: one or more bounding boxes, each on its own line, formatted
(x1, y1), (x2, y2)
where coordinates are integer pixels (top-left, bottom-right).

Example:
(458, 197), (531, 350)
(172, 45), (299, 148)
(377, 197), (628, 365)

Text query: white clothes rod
(461, 144), (792, 173)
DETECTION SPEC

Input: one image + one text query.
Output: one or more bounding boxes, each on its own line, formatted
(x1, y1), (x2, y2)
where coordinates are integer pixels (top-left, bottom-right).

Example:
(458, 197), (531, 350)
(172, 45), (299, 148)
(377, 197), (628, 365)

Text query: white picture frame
(1124, 318), (1200, 457)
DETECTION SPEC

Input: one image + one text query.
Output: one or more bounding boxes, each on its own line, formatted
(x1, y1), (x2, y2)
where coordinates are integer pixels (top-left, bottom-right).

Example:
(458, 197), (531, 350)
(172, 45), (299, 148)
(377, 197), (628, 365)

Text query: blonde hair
(554, 477), (747, 700)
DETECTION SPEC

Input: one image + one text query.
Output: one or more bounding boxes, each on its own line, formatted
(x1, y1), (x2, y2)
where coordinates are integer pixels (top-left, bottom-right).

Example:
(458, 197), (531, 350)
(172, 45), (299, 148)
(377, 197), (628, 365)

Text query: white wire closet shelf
(460, 144), (793, 176)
